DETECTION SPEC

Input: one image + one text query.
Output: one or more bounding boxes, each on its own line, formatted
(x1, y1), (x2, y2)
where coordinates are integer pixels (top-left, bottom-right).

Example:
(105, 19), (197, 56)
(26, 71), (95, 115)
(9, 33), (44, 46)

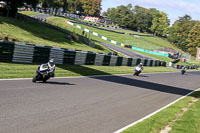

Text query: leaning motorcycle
(32, 64), (55, 83)
(134, 66), (142, 76)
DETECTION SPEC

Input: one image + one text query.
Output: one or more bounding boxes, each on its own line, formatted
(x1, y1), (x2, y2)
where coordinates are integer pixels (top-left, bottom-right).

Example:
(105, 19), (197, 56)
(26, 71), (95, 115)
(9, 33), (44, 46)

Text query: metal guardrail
(0, 41), (166, 67)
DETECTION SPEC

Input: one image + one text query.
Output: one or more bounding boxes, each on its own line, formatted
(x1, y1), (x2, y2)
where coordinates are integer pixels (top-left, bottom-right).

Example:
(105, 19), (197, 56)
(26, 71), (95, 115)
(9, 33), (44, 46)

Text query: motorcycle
(133, 66), (143, 76)
(32, 64), (55, 83)
(181, 69), (186, 75)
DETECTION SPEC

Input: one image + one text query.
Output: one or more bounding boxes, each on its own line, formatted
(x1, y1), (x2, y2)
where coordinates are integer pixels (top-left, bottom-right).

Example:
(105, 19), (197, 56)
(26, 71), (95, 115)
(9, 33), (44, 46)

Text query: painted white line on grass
(113, 87), (200, 133)
(0, 71), (180, 81)
(0, 78), (32, 81)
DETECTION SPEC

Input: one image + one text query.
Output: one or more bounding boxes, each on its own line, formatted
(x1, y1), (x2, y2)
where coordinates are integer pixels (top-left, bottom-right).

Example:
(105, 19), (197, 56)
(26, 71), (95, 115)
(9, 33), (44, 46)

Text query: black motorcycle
(181, 69), (186, 75)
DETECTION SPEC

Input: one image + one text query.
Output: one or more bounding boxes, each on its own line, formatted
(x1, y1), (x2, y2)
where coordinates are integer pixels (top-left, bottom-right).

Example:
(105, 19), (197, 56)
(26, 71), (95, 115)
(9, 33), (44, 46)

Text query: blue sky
(101, 0), (200, 25)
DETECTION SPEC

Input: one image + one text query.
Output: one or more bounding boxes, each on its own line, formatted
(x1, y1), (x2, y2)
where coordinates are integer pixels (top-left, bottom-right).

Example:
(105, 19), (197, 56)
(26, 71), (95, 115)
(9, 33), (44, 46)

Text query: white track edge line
(113, 87), (200, 133)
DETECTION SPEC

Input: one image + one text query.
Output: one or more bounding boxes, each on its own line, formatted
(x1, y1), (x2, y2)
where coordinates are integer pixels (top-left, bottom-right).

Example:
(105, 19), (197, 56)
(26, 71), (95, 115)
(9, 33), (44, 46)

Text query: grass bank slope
(0, 16), (112, 53)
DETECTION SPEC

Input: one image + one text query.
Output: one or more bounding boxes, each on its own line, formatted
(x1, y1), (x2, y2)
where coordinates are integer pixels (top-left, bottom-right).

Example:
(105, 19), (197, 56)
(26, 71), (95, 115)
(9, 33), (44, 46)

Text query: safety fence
(0, 41), (166, 67)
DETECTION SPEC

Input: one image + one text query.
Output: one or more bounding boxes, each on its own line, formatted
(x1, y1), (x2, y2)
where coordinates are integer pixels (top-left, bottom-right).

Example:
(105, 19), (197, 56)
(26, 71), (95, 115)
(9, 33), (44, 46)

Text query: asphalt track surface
(0, 71), (200, 133)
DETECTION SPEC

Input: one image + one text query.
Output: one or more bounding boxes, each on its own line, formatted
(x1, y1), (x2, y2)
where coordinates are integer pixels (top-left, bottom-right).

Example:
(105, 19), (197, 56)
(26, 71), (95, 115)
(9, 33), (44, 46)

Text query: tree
(102, 8), (116, 21)
(186, 22), (200, 56)
(67, 0), (82, 14)
(168, 15), (196, 51)
(62, 0), (68, 13)
(133, 5), (153, 32)
(150, 11), (170, 37)
(50, 0), (64, 15)
(80, 0), (101, 16)
(2, 0), (25, 17)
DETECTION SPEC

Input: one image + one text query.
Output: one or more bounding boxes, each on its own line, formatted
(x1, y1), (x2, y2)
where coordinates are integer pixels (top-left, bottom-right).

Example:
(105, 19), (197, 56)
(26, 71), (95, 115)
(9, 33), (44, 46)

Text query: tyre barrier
(176, 64), (199, 69)
(0, 41), (166, 67)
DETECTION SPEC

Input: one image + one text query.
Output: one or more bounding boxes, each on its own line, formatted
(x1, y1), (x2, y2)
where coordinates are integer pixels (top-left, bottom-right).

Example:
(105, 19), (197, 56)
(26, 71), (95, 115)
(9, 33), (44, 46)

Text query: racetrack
(96, 41), (155, 59)
(0, 71), (200, 133)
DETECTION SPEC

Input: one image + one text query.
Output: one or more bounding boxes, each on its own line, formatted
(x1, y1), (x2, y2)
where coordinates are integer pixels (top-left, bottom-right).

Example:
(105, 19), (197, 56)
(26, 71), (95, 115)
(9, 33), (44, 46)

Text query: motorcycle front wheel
(32, 74), (39, 82)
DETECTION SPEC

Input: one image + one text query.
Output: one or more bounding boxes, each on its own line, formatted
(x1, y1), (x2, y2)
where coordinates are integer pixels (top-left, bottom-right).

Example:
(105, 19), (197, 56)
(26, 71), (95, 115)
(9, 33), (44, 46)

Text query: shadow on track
(38, 81), (75, 85)
(58, 65), (193, 96)
(93, 75), (191, 96)
(137, 75), (149, 77)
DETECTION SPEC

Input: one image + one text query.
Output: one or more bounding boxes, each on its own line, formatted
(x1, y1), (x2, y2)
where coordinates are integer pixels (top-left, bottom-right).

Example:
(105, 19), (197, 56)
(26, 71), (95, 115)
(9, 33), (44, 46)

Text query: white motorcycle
(32, 63), (55, 83)
(134, 66), (143, 76)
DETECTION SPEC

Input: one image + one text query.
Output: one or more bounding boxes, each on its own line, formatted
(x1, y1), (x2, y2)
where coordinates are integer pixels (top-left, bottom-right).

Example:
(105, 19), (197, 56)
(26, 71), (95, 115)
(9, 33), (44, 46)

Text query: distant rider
(134, 63), (143, 76)
(181, 66), (186, 74)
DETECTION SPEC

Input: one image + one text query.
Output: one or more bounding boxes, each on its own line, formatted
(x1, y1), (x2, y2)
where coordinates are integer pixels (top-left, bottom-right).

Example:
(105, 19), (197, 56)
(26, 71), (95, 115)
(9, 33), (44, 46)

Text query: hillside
(0, 16), (113, 53)
(4, 11), (200, 65)
(19, 11), (181, 51)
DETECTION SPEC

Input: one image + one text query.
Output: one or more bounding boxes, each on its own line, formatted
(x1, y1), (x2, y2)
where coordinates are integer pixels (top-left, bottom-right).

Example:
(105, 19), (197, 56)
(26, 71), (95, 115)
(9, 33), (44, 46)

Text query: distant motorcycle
(134, 66), (143, 76)
(181, 68), (186, 75)
(32, 63), (55, 83)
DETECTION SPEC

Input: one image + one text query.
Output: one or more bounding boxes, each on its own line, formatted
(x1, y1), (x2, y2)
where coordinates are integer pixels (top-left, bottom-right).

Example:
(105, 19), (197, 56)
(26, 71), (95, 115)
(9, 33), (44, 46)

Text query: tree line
(168, 15), (200, 56)
(102, 4), (170, 37)
(2, 0), (102, 17)
(103, 4), (200, 56)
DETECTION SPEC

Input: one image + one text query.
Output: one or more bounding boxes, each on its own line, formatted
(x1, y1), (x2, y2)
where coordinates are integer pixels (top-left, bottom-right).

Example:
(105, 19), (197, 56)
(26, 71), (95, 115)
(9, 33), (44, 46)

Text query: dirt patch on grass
(159, 97), (199, 133)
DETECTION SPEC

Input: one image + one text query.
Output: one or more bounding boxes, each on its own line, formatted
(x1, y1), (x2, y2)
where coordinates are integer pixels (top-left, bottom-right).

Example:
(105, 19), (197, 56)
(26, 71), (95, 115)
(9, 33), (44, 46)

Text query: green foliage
(79, 0), (101, 16)
(103, 4), (170, 35)
(150, 11), (170, 37)
(134, 5), (153, 32)
(2, 0), (39, 16)
(186, 22), (200, 56)
(168, 15), (198, 55)
(67, 0), (82, 14)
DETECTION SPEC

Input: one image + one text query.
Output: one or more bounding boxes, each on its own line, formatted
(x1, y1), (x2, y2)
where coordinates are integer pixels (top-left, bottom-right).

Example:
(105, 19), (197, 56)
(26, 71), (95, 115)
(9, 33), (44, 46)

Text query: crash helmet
(139, 63), (143, 66)
(48, 59), (55, 67)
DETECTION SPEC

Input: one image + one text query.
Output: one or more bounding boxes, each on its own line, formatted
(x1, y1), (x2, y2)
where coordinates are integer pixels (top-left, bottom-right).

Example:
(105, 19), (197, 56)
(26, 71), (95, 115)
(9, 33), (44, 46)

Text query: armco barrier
(0, 41), (166, 67)
(0, 41), (14, 62)
(176, 64), (199, 70)
(12, 43), (34, 63)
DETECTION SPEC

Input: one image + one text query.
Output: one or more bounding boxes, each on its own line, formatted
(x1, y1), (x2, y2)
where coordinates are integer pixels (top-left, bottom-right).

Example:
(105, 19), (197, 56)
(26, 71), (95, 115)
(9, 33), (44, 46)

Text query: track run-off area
(0, 71), (200, 133)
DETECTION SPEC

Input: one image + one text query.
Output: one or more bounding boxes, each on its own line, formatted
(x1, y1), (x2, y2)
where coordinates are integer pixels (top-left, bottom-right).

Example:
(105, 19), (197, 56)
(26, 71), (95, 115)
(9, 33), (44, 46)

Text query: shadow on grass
(0, 16), (72, 44)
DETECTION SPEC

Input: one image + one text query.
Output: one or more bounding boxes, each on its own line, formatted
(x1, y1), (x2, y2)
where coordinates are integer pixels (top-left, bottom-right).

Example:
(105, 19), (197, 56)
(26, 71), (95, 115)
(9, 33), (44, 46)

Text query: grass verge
(121, 90), (200, 133)
(169, 93), (200, 133)
(0, 62), (177, 79)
